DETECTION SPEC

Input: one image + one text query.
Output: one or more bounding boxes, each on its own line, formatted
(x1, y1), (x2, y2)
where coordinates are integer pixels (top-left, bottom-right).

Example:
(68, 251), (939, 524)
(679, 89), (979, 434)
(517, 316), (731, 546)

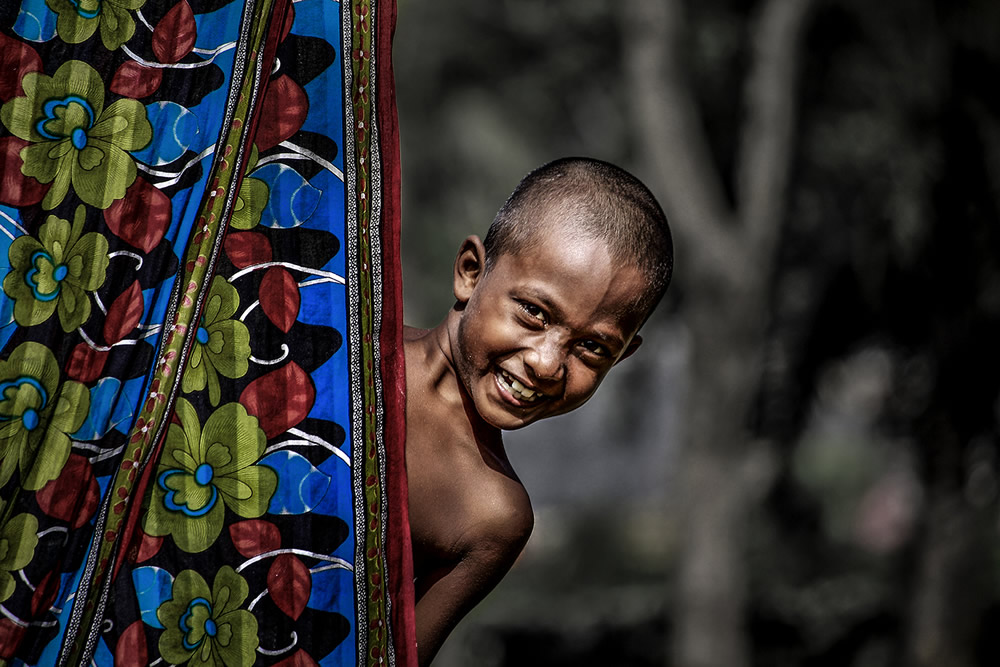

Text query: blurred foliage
(394, 0), (1000, 665)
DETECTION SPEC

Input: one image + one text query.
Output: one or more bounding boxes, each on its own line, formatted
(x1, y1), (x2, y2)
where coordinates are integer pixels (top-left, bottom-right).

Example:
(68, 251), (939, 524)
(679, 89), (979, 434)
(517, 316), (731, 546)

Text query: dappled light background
(394, 1), (1000, 665)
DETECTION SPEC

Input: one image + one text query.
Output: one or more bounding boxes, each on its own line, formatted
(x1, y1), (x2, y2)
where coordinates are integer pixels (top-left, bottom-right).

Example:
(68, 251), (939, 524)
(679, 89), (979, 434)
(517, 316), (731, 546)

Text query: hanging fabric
(0, 0), (414, 664)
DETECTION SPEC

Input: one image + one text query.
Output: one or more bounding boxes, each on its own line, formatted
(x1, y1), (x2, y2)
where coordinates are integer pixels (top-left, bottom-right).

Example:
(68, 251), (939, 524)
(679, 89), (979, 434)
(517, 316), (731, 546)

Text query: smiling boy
(403, 157), (673, 664)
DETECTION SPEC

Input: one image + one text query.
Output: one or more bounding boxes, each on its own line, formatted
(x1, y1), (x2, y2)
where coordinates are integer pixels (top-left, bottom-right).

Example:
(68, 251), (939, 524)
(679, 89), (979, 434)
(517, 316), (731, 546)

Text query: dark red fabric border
(375, 0), (417, 665)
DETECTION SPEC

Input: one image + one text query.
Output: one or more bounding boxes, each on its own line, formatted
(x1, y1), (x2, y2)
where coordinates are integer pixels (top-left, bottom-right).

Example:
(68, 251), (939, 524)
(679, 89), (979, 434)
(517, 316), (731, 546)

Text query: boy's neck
(405, 318), (505, 451)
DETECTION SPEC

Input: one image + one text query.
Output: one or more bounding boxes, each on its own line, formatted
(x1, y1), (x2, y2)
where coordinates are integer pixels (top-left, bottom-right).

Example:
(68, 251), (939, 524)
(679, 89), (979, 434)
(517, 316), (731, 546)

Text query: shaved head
(483, 157), (673, 317)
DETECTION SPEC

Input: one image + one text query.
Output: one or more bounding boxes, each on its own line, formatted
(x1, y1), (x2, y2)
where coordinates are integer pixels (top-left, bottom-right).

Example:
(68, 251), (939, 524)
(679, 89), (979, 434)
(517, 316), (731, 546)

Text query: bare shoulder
(460, 469), (534, 562)
(407, 422), (533, 579)
(403, 324), (430, 342)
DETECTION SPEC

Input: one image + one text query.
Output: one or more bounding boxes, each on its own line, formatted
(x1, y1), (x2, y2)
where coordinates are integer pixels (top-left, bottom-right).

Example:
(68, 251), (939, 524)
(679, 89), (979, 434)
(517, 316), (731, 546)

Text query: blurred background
(392, 0), (1000, 665)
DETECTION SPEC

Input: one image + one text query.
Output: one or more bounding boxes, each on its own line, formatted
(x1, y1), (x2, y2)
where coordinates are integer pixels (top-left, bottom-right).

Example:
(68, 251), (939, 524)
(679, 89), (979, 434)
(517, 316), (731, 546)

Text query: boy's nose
(523, 340), (565, 385)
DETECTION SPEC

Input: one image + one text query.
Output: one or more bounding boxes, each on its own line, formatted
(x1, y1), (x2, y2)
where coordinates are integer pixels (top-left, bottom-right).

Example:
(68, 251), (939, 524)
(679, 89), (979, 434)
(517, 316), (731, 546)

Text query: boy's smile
(496, 368), (543, 403)
(447, 227), (648, 430)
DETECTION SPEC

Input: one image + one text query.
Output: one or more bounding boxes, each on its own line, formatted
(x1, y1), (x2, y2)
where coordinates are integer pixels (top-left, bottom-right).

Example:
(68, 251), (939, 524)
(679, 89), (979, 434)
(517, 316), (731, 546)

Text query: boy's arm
(413, 512), (532, 665)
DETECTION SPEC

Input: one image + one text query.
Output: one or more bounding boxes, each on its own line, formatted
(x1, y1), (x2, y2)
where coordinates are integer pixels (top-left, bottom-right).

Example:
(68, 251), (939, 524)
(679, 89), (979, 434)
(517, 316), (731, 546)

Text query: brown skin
(404, 226), (648, 665)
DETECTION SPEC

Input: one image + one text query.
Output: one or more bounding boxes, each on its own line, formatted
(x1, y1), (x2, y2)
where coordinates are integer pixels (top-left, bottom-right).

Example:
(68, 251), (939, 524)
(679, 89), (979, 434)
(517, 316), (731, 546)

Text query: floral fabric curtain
(0, 0), (414, 664)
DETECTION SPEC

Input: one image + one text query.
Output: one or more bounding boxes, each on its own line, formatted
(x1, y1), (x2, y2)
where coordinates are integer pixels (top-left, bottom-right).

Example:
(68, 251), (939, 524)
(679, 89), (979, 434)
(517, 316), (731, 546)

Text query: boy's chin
(475, 396), (574, 432)
(472, 376), (556, 430)
(488, 416), (538, 431)
(473, 396), (548, 431)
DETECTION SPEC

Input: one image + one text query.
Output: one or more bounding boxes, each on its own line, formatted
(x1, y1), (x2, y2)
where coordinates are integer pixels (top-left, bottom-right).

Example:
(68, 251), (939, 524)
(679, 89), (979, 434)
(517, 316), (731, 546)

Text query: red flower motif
(353, 75), (369, 106)
(355, 2), (369, 31)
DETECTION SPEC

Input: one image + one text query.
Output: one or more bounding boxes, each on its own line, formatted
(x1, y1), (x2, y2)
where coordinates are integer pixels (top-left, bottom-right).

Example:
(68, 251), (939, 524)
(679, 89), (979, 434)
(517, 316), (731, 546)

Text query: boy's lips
(495, 368), (545, 405)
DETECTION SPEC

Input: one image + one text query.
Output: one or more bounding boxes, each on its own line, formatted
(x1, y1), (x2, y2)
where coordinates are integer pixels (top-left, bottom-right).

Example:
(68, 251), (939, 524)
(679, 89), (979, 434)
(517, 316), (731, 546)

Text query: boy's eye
(580, 340), (608, 357)
(519, 302), (546, 322)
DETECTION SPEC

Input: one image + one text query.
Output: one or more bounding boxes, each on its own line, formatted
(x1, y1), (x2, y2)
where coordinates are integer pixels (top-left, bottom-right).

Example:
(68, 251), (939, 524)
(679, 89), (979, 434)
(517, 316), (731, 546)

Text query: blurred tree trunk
(904, 480), (985, 667)
(622, 1), (815, 665)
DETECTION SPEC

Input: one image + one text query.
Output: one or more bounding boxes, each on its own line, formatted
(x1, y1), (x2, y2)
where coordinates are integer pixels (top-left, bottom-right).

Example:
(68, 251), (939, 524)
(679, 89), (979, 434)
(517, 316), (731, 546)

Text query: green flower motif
(0, 511), (39, 603)
(3, 205), (109, 332)
(46, 0), (147, 51)
(230, 145), (269, 231)
(143, 398), (276, 553)
(181, 276), (251, 407)
(0, 342), (89, 491)
(157, 566), (259, 667)
(0, 60), (152, 210)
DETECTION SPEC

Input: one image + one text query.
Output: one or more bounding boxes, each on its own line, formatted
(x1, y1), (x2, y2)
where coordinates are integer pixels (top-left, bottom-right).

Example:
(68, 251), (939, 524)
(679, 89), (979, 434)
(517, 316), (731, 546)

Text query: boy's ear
(453, 235), (487, 304)
(614, 335), (643, 365)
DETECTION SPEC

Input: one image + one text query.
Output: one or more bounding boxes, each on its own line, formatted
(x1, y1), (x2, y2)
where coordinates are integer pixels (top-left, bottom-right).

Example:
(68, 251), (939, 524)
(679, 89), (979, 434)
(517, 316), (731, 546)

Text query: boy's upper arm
(413, 503), (532, 665)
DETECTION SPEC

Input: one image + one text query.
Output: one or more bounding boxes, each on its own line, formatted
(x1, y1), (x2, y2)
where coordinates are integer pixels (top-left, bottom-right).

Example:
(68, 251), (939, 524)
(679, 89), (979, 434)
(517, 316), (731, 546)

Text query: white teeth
(499, 370), (540, 402)
(510, 378), (532, 395)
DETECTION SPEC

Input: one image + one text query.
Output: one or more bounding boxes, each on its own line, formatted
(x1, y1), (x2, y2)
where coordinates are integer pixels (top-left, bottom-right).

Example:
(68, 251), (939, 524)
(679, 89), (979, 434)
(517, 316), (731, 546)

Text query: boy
(404, 157), (673, 664)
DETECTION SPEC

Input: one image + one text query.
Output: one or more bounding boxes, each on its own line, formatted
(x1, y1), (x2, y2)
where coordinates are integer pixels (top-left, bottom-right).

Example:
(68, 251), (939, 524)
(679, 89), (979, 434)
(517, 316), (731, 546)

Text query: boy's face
(450, 226), (648, 430)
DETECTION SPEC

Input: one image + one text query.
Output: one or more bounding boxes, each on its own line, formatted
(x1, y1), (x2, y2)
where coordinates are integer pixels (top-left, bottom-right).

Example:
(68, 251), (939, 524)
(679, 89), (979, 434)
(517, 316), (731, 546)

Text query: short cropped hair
(483, 157), (673, 317)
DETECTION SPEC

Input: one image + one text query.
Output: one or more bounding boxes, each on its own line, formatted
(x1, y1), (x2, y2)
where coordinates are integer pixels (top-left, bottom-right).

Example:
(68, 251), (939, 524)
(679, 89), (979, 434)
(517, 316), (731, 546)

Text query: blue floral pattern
(0, 0), (396, 664)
